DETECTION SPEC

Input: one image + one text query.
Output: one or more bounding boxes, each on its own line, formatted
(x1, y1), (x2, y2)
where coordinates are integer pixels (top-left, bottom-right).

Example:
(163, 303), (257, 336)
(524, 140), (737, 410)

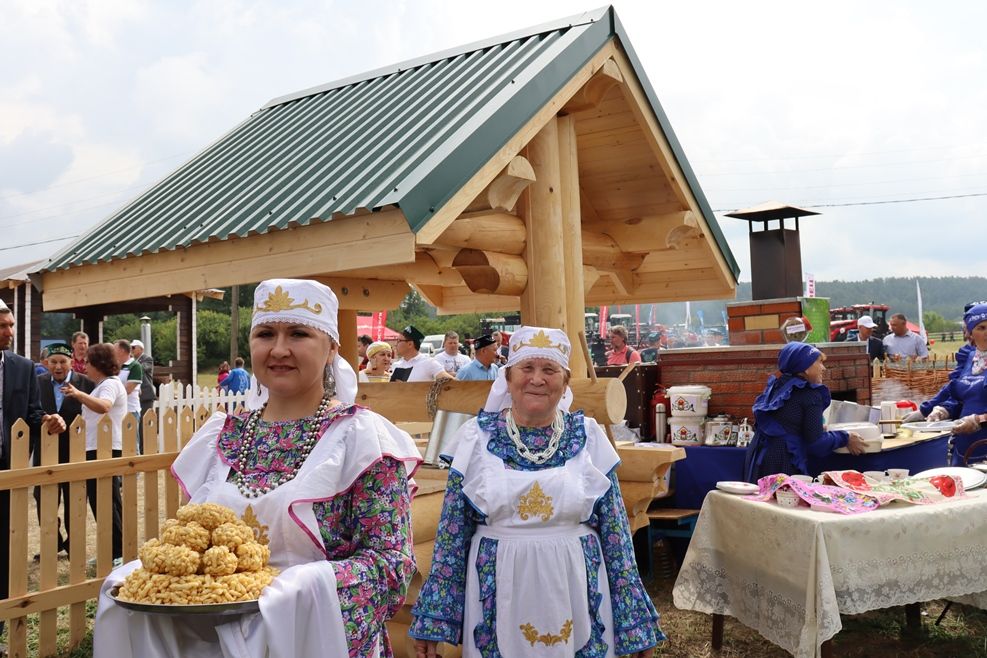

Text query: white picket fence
(150, 382), (248, 448)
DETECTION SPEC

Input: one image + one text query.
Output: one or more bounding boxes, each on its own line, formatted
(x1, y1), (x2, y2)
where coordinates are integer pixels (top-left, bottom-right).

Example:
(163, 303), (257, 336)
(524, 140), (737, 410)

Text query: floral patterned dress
(216, 404), (416, 658)
(409, 410), (665, 656)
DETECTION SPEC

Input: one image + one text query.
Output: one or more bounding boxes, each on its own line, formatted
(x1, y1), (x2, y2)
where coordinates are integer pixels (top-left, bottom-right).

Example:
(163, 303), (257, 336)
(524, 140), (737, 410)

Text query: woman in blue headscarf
(916, 303), (987, 465)
(744, 342), (866, 483)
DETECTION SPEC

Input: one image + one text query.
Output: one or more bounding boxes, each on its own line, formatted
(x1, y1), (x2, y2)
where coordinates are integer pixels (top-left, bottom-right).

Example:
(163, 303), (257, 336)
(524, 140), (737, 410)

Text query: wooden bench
(644, 508), (700, 577)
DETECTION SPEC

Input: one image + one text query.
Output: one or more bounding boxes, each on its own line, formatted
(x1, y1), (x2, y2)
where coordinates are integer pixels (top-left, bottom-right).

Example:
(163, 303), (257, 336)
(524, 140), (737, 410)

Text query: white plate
(902, 421), (959, 433)
(972, 463), (987, 473)
(716, 481), (759, 495)
(913, 466), (987, 491)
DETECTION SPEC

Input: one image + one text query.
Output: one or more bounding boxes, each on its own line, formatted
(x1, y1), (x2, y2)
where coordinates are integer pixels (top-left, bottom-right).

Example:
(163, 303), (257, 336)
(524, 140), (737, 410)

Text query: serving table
(672, 489), (987, 657)
(673, 430), (949, 509)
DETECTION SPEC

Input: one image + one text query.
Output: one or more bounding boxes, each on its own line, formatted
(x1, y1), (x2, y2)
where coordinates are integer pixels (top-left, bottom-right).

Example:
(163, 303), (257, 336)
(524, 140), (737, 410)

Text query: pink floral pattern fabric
(218, 406), (415, 658)
(822, 470), (966, 504)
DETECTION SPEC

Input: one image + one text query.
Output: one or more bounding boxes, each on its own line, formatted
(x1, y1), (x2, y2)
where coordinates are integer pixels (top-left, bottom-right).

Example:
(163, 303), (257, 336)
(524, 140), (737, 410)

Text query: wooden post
(338, 309), (359, 371)
(558, 114), (587, 379)
(520, 117), (565, 328)
(230, 283), (240, 361)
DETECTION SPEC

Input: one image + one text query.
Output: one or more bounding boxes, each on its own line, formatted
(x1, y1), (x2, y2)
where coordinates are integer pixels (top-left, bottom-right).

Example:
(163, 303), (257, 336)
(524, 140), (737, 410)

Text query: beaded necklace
(505, 409), (565, 465)
(232, 394), (333, 499)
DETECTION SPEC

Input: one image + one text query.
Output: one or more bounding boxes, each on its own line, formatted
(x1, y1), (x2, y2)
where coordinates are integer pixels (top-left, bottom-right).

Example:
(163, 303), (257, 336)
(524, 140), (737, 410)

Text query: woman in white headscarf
(94, 279), (421, 658)
(410, 327), (664, 658)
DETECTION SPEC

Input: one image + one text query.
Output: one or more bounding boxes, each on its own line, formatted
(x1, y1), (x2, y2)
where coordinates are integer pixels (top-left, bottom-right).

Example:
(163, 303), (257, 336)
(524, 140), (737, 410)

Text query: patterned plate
(716, 481), (759, 495)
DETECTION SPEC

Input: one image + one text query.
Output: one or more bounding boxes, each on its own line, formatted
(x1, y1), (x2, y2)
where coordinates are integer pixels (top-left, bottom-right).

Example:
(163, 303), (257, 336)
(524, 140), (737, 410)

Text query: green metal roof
(46, 6), (739, 279)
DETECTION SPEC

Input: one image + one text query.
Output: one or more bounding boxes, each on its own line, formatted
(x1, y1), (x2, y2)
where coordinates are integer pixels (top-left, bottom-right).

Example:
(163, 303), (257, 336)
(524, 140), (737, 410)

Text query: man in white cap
(856, 315), (886, 362)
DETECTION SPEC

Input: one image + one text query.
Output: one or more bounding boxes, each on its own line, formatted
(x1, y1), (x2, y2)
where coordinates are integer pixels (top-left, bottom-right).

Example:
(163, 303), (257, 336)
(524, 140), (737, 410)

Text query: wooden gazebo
(38, 7), (738, 378)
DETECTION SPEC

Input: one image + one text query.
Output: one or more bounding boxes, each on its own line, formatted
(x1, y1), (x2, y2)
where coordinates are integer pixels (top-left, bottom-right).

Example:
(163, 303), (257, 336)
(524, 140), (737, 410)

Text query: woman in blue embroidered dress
(744, 342), (866, 483)
(94, 279), (421, 658)
(910, 303), (987, 464)
(410, 326), (663, 658)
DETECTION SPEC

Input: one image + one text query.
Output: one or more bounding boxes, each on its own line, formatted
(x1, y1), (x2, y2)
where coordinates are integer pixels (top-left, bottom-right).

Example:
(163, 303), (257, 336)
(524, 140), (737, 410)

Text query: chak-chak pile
(116, 503), (278, 605)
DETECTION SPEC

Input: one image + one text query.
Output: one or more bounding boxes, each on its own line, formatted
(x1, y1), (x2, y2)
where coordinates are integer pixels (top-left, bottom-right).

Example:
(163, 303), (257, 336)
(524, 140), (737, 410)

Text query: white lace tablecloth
(672, 490), (987, 657)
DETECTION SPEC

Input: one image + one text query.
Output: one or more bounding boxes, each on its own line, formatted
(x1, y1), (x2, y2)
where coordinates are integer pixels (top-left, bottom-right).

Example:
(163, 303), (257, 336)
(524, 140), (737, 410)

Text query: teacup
(863, 470), (888, 483)
(790, 474), (814, 484)
(775, 489), (801, 508)
(886, 468), (910, 481)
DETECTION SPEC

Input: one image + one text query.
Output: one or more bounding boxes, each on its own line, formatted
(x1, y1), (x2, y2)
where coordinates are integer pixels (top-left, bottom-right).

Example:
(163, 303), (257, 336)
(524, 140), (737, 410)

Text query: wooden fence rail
(0, 405), (215, 657)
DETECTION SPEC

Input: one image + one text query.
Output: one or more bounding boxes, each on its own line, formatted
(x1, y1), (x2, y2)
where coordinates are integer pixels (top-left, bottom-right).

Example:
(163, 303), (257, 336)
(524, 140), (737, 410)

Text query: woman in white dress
(62, 342), (128, 560)
(93, 279), (421, 658)
(410, 326), (664, 657)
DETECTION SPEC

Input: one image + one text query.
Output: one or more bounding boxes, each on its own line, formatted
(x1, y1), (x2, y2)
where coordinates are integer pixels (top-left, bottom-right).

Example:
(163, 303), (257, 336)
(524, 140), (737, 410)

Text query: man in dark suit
(34, 343), (93, 555)
(0, 301), (65, 638)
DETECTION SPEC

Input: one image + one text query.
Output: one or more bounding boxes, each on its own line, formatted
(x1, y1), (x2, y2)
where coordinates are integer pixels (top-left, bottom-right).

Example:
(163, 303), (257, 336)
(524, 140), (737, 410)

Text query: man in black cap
(390, 325), (451, 382)
(35, 342), (95, 554)
(456, 334), (500, 381)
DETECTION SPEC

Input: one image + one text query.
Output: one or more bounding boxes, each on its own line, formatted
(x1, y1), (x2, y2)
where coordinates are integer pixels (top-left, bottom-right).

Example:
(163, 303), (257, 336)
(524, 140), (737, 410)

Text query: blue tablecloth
(672, 434), (951, 509)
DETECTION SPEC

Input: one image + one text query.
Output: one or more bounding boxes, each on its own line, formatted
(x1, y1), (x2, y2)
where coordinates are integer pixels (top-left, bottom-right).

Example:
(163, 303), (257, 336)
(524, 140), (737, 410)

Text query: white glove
(927, 406), (950, 422)
(901, 410), (925, 423)
(952, 414), (981, 435)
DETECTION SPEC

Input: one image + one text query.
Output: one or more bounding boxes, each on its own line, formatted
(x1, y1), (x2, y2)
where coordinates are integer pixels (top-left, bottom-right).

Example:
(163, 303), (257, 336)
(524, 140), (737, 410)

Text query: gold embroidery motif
(511, 329), (570, 355)
(254, 285), (323, 316)
(518, 481), (554, 522)
(519, 619), (573, 647)
(242, 505), (270, 545)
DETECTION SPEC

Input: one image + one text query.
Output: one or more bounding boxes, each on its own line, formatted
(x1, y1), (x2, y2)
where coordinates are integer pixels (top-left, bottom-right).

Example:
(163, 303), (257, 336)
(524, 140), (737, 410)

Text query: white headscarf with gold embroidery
(247, 279), (358, 408)
(483, 326), (573, 413)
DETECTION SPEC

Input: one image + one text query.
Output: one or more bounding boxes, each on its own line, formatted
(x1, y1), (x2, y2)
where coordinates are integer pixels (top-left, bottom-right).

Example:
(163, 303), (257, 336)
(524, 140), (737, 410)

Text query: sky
(2, 0), (987, 283)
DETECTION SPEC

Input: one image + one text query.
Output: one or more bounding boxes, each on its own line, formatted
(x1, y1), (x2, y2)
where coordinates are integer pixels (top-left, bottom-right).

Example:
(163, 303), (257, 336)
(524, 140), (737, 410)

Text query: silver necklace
(505, 410), (565, 464)
(233, 395), (333, 499)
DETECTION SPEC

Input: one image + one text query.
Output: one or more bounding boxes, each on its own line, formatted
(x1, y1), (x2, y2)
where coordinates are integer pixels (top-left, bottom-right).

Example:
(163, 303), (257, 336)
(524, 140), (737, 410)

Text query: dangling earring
(323, 364), (337, 398)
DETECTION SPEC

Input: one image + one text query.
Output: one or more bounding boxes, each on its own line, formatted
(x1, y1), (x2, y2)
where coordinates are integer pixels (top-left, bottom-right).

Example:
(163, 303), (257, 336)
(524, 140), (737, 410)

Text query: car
(421, 334), (445, 356)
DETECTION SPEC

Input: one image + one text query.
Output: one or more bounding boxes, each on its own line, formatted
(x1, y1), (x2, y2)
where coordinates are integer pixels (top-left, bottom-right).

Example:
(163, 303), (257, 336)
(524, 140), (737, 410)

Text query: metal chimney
(725, 201), (819, 300)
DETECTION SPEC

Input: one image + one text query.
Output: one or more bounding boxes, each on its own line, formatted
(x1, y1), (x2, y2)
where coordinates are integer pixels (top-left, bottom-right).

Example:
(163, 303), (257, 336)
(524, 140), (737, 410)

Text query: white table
(672, 490), (987, 657)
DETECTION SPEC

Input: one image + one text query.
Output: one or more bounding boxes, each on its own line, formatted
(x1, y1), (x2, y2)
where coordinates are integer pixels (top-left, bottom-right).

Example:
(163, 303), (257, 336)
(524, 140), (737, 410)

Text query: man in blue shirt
(220, 357), (250, 394)
(456, 334), (500, 381)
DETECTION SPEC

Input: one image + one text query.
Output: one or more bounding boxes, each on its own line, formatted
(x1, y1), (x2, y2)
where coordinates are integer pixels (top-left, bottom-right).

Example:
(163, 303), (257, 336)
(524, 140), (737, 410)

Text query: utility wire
(713, 191), (987, 212)
(0, 234), (79, 253)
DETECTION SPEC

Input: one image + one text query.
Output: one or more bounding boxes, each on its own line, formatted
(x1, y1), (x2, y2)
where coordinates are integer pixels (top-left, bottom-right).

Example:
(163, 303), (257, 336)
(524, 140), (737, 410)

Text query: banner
(599, 306), (608, 334)
(634, 305), (640, 343)
(805, 273), (816, 298)
(371, 311), (387, 341)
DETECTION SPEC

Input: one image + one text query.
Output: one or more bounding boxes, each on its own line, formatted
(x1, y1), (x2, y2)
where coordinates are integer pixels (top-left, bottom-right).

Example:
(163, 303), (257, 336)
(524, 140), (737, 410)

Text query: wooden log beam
(581, 230), (645, 271)
(435, 286), (520, 315)
(309, 276), (410, 311)
(605, 270), (635, 296)
(463, 155), (536, 214)
(558, 114), (587, 380)
(435, 211), (526, 255)
(451, 249), (527, 296)
(41, 211), (415, 311)
(521, 117), (566, 327)
(355, 379), (627, 426)
(586, 211), (699, 252)
(562, 57), (623, 114)
(412, 284), (444, 308)
(334, 252), (464, 287)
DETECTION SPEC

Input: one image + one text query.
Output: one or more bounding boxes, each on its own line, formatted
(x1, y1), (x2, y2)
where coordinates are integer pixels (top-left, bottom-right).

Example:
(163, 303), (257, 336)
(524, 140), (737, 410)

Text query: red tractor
(829, 304), (891, 341)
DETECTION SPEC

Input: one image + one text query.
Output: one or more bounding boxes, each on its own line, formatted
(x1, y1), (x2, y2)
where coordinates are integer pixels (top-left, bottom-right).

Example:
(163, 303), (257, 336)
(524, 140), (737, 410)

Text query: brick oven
(657, 342), (872, 422)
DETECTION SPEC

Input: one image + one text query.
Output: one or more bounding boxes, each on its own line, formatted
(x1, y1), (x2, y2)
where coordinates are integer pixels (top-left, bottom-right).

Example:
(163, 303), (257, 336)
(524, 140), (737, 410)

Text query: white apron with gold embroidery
(455, 419), (618, 657)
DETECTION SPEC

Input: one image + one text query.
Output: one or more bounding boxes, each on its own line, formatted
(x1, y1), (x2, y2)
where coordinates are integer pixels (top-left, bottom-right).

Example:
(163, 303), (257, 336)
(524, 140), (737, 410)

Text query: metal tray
(109, 585), (259, 616)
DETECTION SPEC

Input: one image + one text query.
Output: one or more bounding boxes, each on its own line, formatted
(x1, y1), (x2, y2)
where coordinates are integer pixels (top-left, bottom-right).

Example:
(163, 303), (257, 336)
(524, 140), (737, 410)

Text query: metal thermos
(655, 403), (667, 442)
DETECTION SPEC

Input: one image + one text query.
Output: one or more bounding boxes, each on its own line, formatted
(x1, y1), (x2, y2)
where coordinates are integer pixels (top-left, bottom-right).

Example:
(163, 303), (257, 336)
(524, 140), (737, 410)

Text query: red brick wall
(727, 298), (804, 346)
(658, 343), (871, 423)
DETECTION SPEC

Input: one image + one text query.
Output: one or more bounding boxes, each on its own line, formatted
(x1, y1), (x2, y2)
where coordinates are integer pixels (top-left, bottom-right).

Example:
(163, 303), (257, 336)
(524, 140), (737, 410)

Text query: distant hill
(638, 276), (987, 329)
